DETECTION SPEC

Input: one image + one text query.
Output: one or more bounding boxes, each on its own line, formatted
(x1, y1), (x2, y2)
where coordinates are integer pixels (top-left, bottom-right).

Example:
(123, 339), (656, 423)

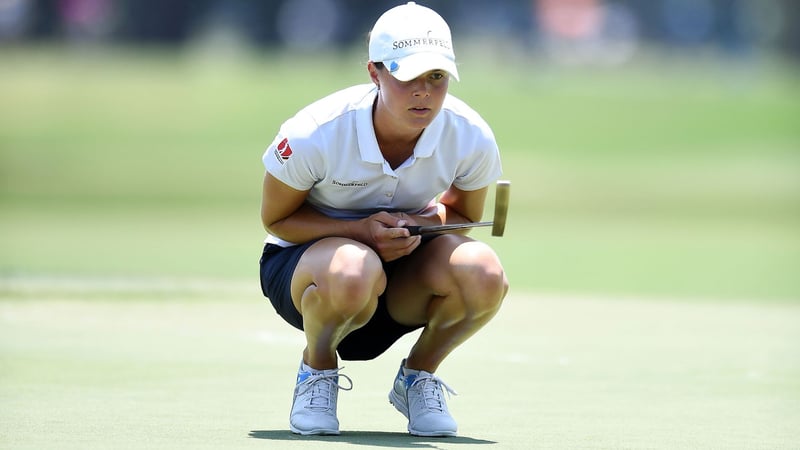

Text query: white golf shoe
(289, 362), (352, 435)
(388, 359), (458, 437)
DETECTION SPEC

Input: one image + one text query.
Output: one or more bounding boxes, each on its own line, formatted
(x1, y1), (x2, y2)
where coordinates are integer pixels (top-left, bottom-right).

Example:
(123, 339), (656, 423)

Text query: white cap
(368, 2), (459, 82)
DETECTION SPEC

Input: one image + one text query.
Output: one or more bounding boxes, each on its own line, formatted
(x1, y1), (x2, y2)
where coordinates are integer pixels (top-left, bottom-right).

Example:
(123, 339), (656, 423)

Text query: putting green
(2, 278), (798, 449)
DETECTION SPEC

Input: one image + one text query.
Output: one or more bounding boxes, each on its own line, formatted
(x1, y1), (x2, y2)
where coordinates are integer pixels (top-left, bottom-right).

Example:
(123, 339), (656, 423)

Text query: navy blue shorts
(259, 240), (426, 361)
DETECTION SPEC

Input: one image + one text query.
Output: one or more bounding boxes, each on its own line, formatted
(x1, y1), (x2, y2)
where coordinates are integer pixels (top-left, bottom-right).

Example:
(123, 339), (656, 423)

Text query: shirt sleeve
(453, 128), (503, 191)
(262, 117), (325, 191)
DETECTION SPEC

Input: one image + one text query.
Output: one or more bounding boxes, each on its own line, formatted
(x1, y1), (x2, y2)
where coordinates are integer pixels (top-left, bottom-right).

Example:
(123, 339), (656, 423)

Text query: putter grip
(405, 225), (423, 236)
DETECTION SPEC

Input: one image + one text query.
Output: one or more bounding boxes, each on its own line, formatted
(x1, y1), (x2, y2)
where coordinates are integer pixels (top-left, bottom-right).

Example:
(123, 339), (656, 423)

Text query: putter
(405, 180), (510, 237)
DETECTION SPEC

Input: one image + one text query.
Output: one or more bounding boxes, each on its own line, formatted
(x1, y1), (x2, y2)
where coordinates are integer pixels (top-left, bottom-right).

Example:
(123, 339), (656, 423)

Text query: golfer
(259, 2), (508, 437)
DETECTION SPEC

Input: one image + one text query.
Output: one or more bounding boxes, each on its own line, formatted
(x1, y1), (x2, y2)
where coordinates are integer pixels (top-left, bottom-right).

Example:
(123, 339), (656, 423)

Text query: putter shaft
(405, 222), (493, 235)
(404, 180), (510, 237)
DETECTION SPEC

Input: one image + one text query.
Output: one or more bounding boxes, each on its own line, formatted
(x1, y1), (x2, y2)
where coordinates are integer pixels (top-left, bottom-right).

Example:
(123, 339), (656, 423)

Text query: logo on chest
(332, 180), (369, 188)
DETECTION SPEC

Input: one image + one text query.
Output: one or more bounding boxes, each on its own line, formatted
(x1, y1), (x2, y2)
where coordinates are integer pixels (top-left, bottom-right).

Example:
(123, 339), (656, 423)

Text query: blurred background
(1, 0), (798, 56)
(1, 0), (799, 301)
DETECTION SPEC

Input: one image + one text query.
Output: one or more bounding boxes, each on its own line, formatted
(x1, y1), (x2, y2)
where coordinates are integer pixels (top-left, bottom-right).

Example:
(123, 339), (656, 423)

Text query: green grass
(1, 279), (799, 449)
(1, 46), (799, 448)
(2, 45), (798, 300)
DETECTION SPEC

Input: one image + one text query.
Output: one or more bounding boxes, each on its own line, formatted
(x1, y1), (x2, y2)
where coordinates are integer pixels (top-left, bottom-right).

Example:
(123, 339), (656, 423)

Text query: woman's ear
(367, 62), (381, 89)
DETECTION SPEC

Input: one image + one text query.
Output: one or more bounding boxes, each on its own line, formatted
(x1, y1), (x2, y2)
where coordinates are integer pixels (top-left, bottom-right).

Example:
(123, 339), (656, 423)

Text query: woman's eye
(430, 72), (445, 80)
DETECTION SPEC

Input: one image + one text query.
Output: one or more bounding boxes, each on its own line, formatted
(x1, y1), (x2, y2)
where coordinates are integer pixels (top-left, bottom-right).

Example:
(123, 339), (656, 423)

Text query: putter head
(491, 180), (510, 237)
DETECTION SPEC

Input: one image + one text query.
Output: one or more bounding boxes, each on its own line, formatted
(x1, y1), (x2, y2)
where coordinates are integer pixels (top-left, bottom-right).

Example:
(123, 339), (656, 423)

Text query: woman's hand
(358, 212), (422, 262)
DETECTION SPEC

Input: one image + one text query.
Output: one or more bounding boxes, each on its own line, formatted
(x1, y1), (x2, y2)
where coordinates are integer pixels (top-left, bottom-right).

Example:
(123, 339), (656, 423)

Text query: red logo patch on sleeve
(273, 137), (293, 165)
(277, 138), (293, 159)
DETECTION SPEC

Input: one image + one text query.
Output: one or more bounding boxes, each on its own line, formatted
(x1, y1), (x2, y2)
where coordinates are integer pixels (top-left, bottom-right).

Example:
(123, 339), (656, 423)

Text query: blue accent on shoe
(390, 61), (399, 72)
(404, 373), (417, 389)
(297, 371), (311, 384)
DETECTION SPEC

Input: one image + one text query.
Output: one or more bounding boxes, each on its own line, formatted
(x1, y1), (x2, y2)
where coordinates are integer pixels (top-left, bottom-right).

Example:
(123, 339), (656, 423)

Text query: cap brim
(385, 52), (460, 82)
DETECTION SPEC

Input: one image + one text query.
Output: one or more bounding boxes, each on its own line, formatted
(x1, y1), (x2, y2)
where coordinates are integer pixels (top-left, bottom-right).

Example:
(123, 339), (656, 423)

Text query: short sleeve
(262, 118), (325, 191)
(453, 127), (503, 191)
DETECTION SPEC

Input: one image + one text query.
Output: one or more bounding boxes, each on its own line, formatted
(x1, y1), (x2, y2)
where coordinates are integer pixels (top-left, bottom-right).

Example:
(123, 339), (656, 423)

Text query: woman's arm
(260, 173), (421, 260)
(409, 185), (488, 232)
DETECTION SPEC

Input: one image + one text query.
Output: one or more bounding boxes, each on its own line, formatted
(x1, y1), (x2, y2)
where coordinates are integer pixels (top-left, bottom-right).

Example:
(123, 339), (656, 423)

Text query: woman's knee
(450, 241), (508, 314)
(318, 242), (386, 316)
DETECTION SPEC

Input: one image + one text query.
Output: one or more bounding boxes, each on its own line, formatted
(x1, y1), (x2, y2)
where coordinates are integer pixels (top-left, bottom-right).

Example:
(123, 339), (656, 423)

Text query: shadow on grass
(249, 430), (497, 448)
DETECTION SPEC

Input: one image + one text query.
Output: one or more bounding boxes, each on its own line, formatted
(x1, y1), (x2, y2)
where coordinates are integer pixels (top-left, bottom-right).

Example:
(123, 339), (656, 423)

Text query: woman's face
(369, 63), (450, 135)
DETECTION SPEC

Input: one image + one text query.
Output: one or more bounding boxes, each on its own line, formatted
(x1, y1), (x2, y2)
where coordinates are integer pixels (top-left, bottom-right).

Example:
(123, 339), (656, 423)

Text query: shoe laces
(296, 368), (353, 412)
(410, 373), (457, 413)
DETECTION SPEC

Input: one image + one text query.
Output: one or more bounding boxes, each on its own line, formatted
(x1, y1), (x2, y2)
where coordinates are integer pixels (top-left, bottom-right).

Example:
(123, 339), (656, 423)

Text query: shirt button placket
(381, 175), (399, 207)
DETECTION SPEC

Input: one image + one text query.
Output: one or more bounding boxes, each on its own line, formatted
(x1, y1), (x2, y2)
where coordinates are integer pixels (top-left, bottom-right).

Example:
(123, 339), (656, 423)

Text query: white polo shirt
(262, 84), (502, 247)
